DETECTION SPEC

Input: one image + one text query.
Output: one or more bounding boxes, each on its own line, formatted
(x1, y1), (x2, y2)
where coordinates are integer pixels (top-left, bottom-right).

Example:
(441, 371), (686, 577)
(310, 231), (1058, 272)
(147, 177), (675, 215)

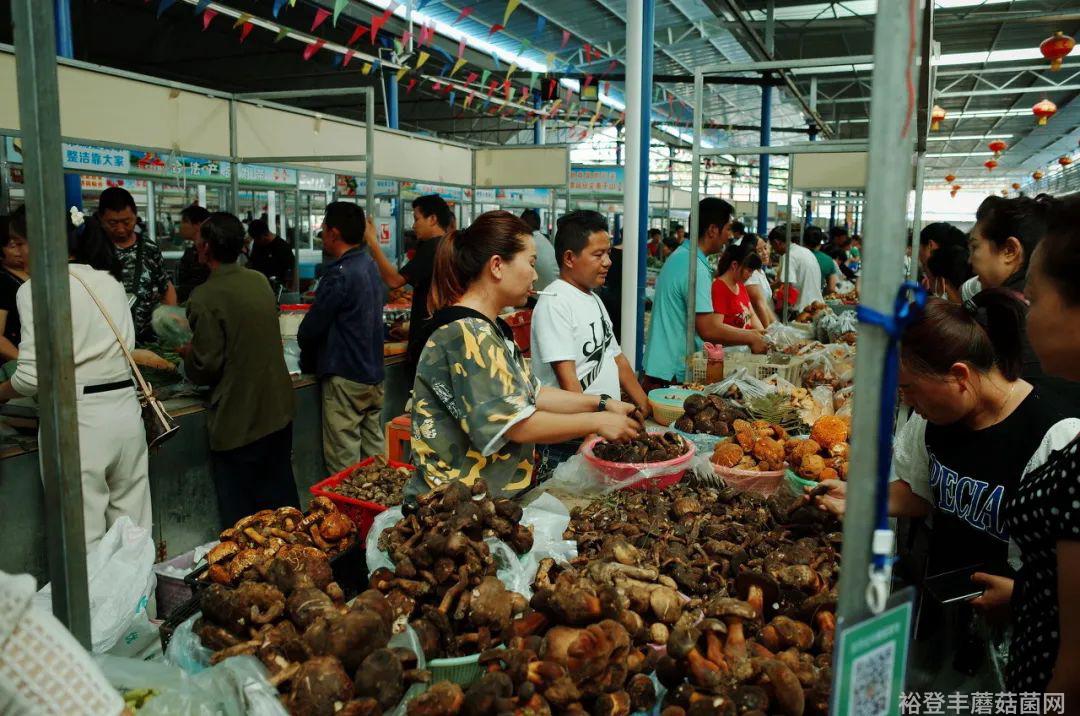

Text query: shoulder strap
(68, 269), (154, 399)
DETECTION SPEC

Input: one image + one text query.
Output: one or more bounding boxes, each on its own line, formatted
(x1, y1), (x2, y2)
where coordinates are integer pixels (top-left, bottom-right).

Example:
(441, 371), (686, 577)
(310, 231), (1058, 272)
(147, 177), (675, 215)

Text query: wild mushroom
(734, 572), (779, 621)
(627, 673), (657, 713)
(704, 597), (757, 661)
(593, 691), (632, 716)
(352, 648), (404, 711)
(406, 681), (466, 716)
(282, 656), (354, 716)
(697, 619), (729, 670)
(758, 659), (805, 716)
(760, 616), (814, 653)
(667, 625), (721, 689)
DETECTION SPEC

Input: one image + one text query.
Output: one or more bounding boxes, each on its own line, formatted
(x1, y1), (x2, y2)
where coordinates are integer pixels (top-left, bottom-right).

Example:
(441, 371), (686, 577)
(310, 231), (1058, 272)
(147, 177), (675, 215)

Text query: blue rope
(855, 281), (928, 570)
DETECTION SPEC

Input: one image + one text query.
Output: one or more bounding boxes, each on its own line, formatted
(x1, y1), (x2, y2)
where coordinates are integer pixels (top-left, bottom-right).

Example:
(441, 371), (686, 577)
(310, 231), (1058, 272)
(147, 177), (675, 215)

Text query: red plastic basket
(309, 457), (414, 540)
(504, 309), (533, 355)
(581, 432), (695, 490)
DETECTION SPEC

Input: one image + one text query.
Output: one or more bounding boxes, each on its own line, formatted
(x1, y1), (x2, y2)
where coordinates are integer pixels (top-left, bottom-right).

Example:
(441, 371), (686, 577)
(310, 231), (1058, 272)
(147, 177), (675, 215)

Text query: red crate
(309, 457), (414, 540)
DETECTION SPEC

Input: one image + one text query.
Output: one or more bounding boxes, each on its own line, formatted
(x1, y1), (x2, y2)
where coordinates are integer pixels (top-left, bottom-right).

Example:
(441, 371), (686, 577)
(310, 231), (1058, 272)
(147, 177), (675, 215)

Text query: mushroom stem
(704, 632), (729, 672)
(438, 568), (469, 614)
(723, 617), (748, 660)
(685, 649), (721, 687)
(747, 584), (764, 619)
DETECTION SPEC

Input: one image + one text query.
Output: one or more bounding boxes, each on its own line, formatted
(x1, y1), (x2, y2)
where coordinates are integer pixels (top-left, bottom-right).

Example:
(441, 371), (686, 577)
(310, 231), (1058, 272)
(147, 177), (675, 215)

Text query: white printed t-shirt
(778, 243), (824, 311)
(530, 278), (621, 397)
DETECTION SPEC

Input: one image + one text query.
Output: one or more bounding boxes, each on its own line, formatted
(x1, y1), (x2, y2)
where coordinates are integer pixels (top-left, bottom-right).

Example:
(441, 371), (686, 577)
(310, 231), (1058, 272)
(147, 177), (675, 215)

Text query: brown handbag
(70, 270), (180, 449)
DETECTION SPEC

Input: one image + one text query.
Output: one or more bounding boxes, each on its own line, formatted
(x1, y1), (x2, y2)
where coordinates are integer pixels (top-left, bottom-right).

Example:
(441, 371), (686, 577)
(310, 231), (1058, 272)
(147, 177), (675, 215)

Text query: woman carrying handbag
(0, 212), (153, 550)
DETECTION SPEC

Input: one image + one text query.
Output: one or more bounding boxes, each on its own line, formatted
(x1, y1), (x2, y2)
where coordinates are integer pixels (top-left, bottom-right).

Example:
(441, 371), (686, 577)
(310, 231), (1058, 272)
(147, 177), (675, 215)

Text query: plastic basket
(153, 550), (200, 619)
(786, 470), (818, 496)
(310, 457), (415, 540)
(724, 352), (805, 383)
(427, 652), (485, 687)
(581, 431), (695, 490)
(713, 465), (787, 497)
(686, 351), (709, 384)
(647, 387), (704, 427)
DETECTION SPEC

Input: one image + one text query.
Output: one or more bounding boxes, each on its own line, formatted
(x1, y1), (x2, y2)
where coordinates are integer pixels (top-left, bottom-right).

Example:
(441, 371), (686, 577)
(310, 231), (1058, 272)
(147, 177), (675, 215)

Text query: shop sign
(5, 137), (131, 174)
(570, 165), (624, 196)
(129, 150), (228, 182)
(336, 175), (398, 197)
(496, 187), (552, 206)
(79, 175), (147, 191)
(229, 163), (298, 187)
(830, 589), (914, 716)
(298, 170), (336, 192)
(401, 181), (463, 202)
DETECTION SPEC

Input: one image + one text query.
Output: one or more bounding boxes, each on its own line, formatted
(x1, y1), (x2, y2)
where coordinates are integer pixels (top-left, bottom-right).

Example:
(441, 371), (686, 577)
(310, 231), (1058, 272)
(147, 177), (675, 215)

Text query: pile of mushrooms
(372, 479), (534, 659)
(326, 458), (415, 506)
(195, 545), (428, 715)
(564, 484), (841, 714)
(202, 498), (357, 586)
(672, 393), (746, 437)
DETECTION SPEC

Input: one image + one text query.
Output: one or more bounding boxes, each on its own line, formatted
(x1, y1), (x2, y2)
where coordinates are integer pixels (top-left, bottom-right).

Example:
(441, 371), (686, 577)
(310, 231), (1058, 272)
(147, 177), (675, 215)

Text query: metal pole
(837, 0), (924, 624)
(293, 190), (302, 293)
(386, 73), (400, 130)
(782, 167), (793, 323)
(365, 88), (376, 219)
(686, 70), (704, 371)
(12, 0), (90, 646)
(53, 0), (82, 212)
(622, 0), (644, 367)
(909, 153), (926, 283)
(229, 99), (240, 214)
(635, 0), (654, 370)
(533, 93), (544, 146)
(756, 1), (774, 237)
(146, 181), (157, 244)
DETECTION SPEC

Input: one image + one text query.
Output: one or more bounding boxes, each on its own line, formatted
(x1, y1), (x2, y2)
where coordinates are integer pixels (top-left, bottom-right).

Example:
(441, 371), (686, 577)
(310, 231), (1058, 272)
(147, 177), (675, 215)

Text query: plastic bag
(703, 367), (773, 404)
(670, 426), (725, 457)
(545, 448), (711, 498)
(764, 322), (807, 350)
(835, 385), (855, 417)
(35, 516), (156, 654)
(164, 614), (214, 674)
(800, 346), (853, 390)
(98, 652), (288, 716)
(817, 310), (858, 344)
(151, 305), (193, 349)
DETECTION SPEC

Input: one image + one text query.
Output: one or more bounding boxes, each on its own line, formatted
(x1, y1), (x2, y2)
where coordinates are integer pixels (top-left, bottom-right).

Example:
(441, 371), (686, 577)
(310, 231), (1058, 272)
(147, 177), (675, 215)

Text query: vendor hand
(595, 412), (642, 442)
(748, 332), (769, 355)
(969, 572), (1013, 622)
(606, 398), (639, 420)
(634, 400), (653, 422)
(807, 479), (847, 517)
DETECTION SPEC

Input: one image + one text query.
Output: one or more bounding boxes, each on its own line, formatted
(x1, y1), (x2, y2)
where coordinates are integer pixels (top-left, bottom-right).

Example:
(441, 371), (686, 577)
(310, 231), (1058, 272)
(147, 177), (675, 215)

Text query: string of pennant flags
(151, 0), (650, 141)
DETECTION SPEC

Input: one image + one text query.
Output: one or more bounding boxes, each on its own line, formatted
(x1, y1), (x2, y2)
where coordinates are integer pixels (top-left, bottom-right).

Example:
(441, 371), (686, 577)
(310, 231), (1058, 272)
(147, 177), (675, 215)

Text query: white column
(621, 0), (644, 367)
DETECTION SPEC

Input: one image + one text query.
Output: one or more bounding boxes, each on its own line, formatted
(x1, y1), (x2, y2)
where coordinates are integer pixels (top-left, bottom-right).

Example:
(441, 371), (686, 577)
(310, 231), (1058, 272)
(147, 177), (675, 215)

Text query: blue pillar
(54, 0), (82, 211)
(533, 92), (543, 146)
(757, 84), (771, 236)
(805, 124), (816, 227)
(635, 0), (655, 369)
(614, 138), (623, 243)
(385, 71), (399, 130)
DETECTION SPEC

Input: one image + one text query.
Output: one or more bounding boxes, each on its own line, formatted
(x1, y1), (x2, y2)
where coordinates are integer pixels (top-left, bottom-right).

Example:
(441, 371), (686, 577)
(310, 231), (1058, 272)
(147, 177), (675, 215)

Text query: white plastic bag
(151, 305), (193, 348)
(98, 652), (288, 716)
(35, 516), (156, 654)
(704, 367), (773, 404)
(764, 322), (807, 350)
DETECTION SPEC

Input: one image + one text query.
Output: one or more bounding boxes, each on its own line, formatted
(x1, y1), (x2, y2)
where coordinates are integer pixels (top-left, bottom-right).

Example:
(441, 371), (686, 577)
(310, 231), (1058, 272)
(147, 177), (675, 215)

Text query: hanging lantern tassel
(1033, 99), (1057, 126)
(930, 105), (946, 131)
(1040, 31), (1076, 71)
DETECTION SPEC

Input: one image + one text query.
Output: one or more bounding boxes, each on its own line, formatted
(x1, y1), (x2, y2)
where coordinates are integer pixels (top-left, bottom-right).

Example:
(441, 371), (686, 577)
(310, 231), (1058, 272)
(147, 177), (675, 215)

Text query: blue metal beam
(757, 85), (771, 235)
(386, 71), (399, 130)
(635, 0), (655, 369)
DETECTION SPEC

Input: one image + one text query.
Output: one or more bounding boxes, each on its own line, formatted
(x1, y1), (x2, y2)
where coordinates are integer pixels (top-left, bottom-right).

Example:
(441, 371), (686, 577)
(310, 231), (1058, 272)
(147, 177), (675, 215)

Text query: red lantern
(1033, 99), (1058, 126)
(1033, 171), (1044, 181)
(1061, 156), (1074, 167)
(988, 140), (1008, 157)
(1040, 31), (1075, 71)
(950, 184), (961, 198)
(930, 105), (947, 131)
(944, 173), (956, 183)
(1011, 183), (1021, 191)
(984, 159), (998, 171)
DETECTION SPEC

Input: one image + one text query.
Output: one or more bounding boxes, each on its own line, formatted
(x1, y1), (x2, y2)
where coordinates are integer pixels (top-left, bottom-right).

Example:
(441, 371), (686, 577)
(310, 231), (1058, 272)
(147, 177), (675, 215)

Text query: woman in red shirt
(712, 237), (764, 330)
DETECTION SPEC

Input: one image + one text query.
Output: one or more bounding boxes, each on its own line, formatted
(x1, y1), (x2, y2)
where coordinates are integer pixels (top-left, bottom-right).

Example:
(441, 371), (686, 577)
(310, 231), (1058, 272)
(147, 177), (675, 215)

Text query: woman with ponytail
(811, 289), (1080, 690)
(407, 211), (642, 498)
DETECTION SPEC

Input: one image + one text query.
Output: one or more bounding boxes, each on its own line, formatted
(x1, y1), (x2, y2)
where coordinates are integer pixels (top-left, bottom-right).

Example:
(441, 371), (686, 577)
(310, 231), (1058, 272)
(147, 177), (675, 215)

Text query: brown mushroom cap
(705, 597), (758, 622)
(697, 618), (728, 636)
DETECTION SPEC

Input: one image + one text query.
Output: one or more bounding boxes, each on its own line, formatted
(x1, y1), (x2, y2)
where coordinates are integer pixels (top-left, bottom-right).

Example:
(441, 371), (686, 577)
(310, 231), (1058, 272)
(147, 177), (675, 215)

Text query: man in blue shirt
(643, 198), (768, 388)
(298, 202), (386, 473)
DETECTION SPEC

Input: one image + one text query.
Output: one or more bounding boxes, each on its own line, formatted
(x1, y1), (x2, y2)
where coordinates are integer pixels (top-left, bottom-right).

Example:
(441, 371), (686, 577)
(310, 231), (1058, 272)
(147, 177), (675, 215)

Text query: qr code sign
(850, 641), (895, 716)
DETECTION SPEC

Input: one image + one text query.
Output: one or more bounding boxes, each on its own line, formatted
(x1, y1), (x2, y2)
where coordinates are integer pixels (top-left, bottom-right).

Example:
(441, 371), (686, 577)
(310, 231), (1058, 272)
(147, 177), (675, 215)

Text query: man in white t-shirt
(769, 225), (823, 311)
(531, 212), (651, 474)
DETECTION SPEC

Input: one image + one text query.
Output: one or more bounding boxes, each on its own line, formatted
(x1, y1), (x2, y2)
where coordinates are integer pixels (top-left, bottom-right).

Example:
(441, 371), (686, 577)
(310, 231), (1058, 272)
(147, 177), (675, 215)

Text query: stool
(385, 414), (411, 463)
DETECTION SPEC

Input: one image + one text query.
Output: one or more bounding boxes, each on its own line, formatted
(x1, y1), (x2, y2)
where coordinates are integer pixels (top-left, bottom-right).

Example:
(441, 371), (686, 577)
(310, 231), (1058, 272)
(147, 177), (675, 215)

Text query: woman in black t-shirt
(0, 208), (30, 361)
(1006, 194), (1080, 699)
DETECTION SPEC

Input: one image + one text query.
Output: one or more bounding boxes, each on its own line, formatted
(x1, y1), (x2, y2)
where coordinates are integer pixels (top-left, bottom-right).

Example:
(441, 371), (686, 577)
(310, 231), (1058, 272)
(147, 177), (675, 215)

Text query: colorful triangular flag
(201, 8), (217, 30)
(272, 0), (288, 17)
(232, 12), (251, 28)
(489, 24), (504, 36)
(545, 52), (555, 70)
(343, 50), (356, 67)
(506, 62), (517, 79)
(156, 0), (177, 18)
(457, 37), (467, 58)
(407, 79), (417, 93)
(361, 62), (373, 75)
(347, 24), (366, 45)
(448, 91), (456, 107)
(239, 21), (254, 43)
(332, 0), (349, 26)
(311, 8), (331, 31)
(371, 11), (391, 43)
(465, 71), (479, 84)
(480, 69), (491, 86)
(450, 58), (468, 77)
(453, 6), (474, 25)
(528, 72), (538, 89)
(534, 16), (546, 39)
(274, 26), (290, 42)
(416, 51), (430, 69)
(303, 39), (326, 60)
(503, 0), (522, 25)
(561, 30), (570, 48)
(401, 30), (413, 46)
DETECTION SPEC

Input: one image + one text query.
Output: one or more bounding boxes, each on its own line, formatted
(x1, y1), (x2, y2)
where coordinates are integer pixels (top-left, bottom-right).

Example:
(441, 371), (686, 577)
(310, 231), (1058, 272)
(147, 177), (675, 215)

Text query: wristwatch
(597, 394), (612, 412)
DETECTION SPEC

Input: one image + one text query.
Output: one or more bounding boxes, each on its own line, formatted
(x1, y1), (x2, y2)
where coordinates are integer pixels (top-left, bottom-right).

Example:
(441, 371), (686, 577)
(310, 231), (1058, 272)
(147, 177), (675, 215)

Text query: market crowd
(1, 182), (1080, 710)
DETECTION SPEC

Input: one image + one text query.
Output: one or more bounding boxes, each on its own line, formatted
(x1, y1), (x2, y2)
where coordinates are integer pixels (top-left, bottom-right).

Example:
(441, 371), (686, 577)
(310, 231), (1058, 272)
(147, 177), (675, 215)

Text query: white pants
(43, 389), (152, 550)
